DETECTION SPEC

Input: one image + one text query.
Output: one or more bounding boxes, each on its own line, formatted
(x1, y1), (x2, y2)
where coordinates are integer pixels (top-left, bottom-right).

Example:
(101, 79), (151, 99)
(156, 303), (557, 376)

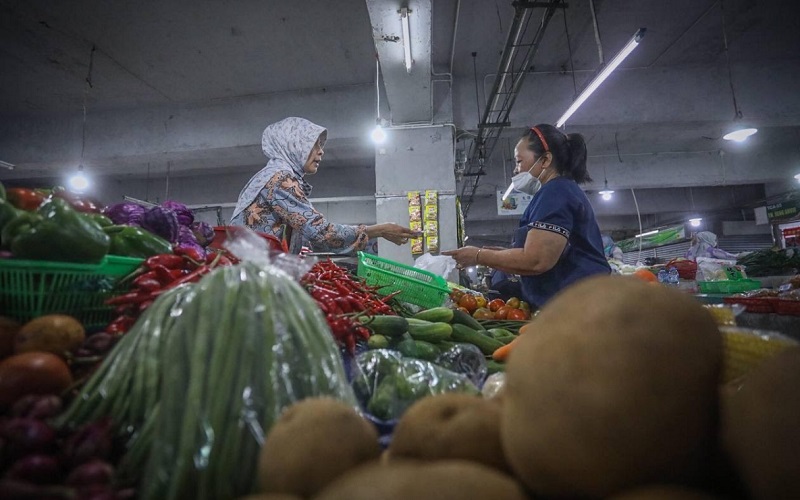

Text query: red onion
(61, 418), (113, 465)
(0, 479), (70, 500)
(4, 454), (61, 484)
(1, 419), (56, 459)
(83, 333), (116, 355)
(65, 459), (114, 487)
(10, 395), (63, 420)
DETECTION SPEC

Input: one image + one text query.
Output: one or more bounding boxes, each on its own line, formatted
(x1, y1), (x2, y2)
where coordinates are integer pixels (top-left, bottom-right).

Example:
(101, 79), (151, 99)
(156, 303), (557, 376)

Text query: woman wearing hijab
(444, 124), (610, 309)
(684, 231), (737, 260)
(231, 117), (418, 253)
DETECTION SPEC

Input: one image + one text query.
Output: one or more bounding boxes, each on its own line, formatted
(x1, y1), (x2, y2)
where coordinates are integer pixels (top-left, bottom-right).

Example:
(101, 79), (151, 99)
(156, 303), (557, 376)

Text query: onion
(83, 333), (116, 355)
(62, 418), (113, 465)
(0, 479), (70, 500)
(10, 395), (63, 420)
(65, 459), (114, 487)
(1, 418), (56, 459)
(5, 454), (61, 484)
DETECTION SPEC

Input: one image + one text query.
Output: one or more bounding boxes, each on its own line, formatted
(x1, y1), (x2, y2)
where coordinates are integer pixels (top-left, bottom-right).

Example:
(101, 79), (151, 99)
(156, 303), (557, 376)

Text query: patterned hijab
(231, 117), (327, 219)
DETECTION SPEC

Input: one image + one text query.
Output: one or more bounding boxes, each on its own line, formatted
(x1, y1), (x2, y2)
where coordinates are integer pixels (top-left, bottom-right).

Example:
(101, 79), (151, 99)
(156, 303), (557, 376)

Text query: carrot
(492, 337), (519, 362)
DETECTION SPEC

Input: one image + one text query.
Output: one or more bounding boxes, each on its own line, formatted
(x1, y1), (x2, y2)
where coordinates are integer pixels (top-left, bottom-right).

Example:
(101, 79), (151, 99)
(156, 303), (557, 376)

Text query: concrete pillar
(374, 125), (456, 265)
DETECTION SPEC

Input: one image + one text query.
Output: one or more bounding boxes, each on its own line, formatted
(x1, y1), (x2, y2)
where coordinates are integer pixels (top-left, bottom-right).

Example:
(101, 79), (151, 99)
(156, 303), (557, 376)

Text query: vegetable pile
(301, 259), (400, 352)
(737, 248), (800, 277)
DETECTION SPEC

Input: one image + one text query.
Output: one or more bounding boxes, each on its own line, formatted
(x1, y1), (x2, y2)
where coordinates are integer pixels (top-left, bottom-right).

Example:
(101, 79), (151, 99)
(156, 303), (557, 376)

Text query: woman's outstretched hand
(442, 246), (481, 269)
(367, 223), (422, 245)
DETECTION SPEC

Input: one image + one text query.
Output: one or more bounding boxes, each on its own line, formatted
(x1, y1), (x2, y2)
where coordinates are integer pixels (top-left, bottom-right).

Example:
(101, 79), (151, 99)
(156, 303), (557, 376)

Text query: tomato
(458, 294), (478, 313)
(456, 306), (470, 314)
(633, 269), (658, 283)
(519, 301), (531, 313)
(495, 306), (512, 320)
(475, 295), (487, 309)
(5, 188), (46, 211)
(506, 297), (521, 309)
(488, 299), (506, 312)
(450, 290), (464, 302)
(507, 308), (528, 321)
(472, 307), (494, 320)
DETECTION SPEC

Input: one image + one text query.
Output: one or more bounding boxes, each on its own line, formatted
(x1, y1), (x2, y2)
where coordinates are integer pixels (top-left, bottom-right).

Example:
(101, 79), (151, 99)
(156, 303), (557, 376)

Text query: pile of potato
(249, 276), (799, 500)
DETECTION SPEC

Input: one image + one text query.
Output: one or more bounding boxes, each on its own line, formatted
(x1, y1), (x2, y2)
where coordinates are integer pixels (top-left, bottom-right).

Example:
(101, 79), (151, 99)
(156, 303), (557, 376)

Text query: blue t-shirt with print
(512, 177), (610, 307)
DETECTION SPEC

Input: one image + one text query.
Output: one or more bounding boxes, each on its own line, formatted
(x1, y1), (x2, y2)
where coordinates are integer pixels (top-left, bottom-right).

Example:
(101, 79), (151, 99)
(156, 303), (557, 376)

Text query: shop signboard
(496, 190), (533, 216)
(766, 199), (800, 221)
(617, 224), (687, 253)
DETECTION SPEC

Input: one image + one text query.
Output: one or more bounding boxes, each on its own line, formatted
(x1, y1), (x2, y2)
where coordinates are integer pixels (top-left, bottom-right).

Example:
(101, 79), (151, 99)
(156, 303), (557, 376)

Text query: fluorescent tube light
(722, 127), (758, 142)
(0, 160), (15, 170)
(635, 229), (659, 238)
(556, 28), (646, 128)
(400, 7), (412, 73)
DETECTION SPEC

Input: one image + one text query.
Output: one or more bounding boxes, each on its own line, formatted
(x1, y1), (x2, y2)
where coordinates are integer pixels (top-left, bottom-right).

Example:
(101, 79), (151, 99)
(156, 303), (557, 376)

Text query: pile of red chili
(103, 250), (236, 335)
(301, 259), (399, 352)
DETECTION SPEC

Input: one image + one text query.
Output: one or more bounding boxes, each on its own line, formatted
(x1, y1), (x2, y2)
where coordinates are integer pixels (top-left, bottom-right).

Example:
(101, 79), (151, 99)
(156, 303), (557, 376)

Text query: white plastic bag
(414, 252), (457, 280)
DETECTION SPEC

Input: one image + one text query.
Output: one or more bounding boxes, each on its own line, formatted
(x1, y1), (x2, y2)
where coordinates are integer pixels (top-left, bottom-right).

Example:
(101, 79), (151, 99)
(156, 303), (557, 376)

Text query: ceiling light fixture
(69, 165), (89, 192)
(635, 229), (659, 238)
(794, 173), (800, 182)
(371, 56), (386, 144)
(599, 174), (614, 201)
(689, 217), (703, 227)
(719, 0), (756, 142)
(400, 7), (412, 73)
(0, 160), (14, 170)
(556, 28), (645, 128)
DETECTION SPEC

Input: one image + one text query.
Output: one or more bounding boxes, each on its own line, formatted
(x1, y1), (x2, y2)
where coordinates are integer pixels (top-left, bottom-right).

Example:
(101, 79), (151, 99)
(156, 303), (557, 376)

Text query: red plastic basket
(773, 299), (800, 316)
(723, 296), (778, 314)
(209, 226), (288, 253)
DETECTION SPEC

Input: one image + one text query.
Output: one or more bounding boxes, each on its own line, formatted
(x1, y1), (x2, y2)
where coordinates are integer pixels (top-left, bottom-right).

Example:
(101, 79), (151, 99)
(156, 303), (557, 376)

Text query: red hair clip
(530, 126), (550, 152)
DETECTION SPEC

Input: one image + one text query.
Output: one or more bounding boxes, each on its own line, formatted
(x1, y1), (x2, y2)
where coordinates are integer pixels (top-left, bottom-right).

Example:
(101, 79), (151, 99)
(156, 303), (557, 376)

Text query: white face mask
(502, 156), (545, 199)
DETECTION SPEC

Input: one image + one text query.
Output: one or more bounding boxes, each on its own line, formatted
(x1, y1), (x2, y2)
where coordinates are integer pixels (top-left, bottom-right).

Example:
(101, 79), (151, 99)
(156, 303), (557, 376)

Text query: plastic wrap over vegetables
(141, 206), (179, 243)
(353, 349), (479, 423)
(161, 200), (194, 227)
(190, 221), (214, 247)
(103, 202), (145, 226)
(435, 342), (488, 387)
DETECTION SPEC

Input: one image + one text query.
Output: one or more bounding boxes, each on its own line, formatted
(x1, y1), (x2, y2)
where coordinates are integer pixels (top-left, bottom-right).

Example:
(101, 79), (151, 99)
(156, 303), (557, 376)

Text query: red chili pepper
(174, 246), (206, 263)
(145, 253), (185, 270)
(132, 270), (159, 287)
(334, 297), (353, 314)
(315, 300), (329, 314)
(133, 278), (162, 293)
(355, 326), (371, 340)
(162, 265), (211, 290)
(151, 265), (176, 284)
(106, 315), (136, 334)
(138, 300), (154, 312)
(105, 291), (153, 306)
(348, 296), (366, 312)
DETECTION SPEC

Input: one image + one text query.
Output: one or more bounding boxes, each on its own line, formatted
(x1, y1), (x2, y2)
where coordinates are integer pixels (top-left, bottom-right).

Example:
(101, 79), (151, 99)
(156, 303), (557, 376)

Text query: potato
(315, 460), (528, 500)
(608, 485), (718, 499)
(502, 275), (722, 498)
(389, 393), (509, 472)
(15, 314), (85, 356)
(0, 351), (73, 408)
(0, 316), (22, 359)
(257, 397), (380, 497)
(722, 347), (800, 500)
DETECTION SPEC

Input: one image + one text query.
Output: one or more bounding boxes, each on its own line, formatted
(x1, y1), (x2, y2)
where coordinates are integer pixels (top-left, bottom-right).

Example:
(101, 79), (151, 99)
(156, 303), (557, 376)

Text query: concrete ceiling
(1, 0), (799, 241)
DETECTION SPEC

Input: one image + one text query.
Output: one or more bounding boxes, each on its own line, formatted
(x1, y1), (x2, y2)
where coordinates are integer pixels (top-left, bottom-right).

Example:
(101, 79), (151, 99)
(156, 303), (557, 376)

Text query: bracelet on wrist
(476, 248), (483, 265)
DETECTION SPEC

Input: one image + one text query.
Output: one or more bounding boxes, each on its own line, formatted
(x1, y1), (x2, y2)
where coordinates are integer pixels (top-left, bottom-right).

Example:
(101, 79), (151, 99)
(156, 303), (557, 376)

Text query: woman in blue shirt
(444, 124), (610, 308)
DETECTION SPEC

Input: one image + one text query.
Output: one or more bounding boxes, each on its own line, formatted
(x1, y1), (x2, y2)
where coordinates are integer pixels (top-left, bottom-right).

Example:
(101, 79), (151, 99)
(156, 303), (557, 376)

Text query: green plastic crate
(356, 252), (450, 309)
(0, 255), (144, 328)
(697, 279), (762, 295)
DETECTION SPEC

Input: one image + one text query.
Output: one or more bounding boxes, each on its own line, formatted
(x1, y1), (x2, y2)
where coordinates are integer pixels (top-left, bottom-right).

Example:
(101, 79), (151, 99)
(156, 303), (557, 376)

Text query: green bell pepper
(85, 212), (114, 228)
(0, 198), (20, 245)
(1, 209), (40, 251)
(104, 225), (172, 258)
(5, 197), (110, 263)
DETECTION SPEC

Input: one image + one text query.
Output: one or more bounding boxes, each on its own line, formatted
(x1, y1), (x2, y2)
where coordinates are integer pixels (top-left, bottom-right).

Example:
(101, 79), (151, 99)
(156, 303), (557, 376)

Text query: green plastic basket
(0, 255), (144, 329)
(356, 252), (450, 309)
(697, 279), (762, 295)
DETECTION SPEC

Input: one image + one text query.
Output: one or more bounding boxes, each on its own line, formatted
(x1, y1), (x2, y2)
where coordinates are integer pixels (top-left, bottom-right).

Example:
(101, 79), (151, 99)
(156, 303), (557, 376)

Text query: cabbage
(141, 207), (179, 243)
(190, 221), (214, 247)
(103, 203), (146, 226)
(161, 201), (194, 226)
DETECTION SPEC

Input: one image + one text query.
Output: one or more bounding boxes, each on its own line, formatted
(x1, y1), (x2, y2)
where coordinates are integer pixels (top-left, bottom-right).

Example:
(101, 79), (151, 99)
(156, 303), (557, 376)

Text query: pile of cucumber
(360, 307), (517, 374)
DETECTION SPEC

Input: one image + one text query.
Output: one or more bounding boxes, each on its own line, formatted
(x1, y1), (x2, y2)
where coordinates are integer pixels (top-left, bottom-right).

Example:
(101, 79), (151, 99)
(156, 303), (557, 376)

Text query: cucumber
(367, 334), (390, 349)
(494, 335), (517, 345)
(451, 323), (505, 355)
(408, 321), (453, 342)
(451, 308), (486, 331)
(413, 306), (454, 323)
(361, 315), (408, 337)
(436, 340), (457, 351)
(406, 317), (434, 327)
(488, 328), (515, 339)
(486, 359), (506, 374)
(397, 338), (440, 361)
